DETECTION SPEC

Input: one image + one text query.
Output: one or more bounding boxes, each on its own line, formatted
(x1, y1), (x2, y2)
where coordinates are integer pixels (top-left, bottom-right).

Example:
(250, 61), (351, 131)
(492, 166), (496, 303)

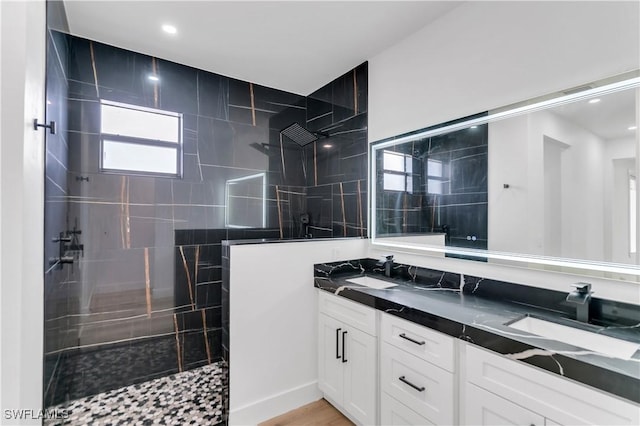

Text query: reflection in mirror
(371, 73), (640, 279)
(225, 172), (267, 228)
(375, 122), (488, 261)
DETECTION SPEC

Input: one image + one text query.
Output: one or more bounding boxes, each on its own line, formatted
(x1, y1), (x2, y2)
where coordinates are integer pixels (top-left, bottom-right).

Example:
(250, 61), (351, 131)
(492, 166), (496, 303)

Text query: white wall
(0, 0), (46, 424)
(486, 115), (531, 256)
(488, 110), (606, 262)
(543, 138), (565, 258)
(604, 138), (636, 264)
(532, 113), (605, 263)
(369, 1), (640, 142)
(228, 238), (368, 425)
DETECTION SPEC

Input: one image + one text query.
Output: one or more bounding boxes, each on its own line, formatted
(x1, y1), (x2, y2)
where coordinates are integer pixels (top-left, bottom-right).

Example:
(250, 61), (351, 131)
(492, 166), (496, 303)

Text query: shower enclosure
(42, 4), (368, 423)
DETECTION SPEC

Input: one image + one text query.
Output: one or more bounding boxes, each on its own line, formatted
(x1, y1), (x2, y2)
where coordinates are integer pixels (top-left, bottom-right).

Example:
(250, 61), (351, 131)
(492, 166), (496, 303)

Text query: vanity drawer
(465, 344), (640, 425)
(381, 342), (455, 425)
(381, 312), (455, 372)
(318, 290), (376, 336)
(381, 392), (435, 426)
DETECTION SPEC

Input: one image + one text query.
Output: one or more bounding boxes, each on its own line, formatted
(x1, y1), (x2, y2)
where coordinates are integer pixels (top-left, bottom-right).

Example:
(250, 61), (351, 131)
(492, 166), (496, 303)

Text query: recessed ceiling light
(323, 144), (333, 149)
(162, 24), (177, 35)
(148, 75), (160, 82)
(588, 98), (601, 104)
(629, 125), (638, 131)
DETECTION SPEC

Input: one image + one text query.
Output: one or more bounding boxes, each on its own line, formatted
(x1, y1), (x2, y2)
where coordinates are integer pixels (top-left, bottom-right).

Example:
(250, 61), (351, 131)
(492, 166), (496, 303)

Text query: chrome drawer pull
(399, 333), (425, 346)
(399, 375), (425, 392)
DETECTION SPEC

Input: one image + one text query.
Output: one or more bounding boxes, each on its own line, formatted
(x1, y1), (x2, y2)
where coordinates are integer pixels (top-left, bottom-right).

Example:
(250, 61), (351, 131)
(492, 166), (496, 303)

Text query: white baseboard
(229, 381), (322, 425)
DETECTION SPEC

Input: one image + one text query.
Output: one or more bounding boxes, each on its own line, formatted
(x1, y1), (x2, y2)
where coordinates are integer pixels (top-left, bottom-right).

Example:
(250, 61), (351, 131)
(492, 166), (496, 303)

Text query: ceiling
(552, 88), (637, 141)
(63, 1), (461, 95)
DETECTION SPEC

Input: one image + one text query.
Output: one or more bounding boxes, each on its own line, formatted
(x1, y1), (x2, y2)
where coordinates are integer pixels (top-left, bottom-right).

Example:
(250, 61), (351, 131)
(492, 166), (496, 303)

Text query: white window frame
(427, 158), (447, 195)
(382, 151), (413, 193)
(99, 100), (183, 178)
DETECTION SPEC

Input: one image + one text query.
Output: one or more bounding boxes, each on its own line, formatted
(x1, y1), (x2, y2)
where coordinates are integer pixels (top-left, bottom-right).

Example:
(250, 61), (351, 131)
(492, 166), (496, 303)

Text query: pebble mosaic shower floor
(45, 361), (226, 426)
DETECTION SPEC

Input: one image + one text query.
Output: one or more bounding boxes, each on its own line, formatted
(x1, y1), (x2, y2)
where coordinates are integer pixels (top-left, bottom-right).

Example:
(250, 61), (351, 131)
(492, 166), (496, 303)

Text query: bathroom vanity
(315, 259), (640, 425)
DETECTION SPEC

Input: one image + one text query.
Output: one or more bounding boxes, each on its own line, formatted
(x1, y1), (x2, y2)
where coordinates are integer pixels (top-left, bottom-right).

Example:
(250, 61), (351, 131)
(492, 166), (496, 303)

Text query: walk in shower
(42, 3), (369, 424)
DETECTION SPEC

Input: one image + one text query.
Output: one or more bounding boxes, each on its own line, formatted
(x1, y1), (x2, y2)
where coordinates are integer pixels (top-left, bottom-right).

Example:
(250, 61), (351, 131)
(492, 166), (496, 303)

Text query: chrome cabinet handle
(399, 375), (425, 392)
(399, 333), (425, 346)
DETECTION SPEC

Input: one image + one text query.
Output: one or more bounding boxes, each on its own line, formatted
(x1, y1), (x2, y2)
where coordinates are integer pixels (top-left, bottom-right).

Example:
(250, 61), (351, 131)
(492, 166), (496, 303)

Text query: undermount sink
(508, 316), (640, 360)
(346, 276), (398, 290)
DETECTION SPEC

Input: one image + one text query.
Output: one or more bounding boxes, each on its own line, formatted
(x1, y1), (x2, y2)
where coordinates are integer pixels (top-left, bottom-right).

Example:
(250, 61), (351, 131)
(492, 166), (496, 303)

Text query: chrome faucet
(566, 282), (593, 323)
(377, 255), (394, 277)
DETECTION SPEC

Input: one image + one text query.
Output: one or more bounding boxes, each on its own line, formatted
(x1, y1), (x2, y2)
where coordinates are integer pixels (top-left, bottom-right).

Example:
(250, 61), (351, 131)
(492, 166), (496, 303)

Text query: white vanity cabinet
(317, 290), (639, 426)
(462, 343), (640, 426)
(380, 313), (456, 425)
(318, 291), (377, 425)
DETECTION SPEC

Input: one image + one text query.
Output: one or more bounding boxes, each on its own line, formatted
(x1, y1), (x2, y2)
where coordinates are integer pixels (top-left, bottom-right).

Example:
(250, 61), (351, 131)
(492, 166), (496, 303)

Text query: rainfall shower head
(280, 123), (326, 147)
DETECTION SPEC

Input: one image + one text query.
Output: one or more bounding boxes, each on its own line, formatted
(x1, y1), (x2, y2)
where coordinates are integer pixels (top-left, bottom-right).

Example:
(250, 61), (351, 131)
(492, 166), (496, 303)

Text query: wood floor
(259, 399), (354, 426)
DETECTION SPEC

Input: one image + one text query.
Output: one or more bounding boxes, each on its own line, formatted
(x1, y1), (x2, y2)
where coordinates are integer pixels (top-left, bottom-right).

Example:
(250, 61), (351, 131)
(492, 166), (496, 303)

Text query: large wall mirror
(371, 72), (640, 281)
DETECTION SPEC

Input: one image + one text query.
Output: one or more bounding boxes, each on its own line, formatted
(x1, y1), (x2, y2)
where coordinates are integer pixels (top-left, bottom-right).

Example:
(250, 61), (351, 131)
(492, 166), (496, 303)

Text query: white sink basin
(346, 276), (398, 290)
(508, 316), (640, 360)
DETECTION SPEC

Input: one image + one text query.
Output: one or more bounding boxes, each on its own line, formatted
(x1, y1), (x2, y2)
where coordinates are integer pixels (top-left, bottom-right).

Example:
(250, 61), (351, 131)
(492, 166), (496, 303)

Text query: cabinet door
(342, 325), (377, 425)
(465, 383), (544, 426)
(318, 313), (344, 403)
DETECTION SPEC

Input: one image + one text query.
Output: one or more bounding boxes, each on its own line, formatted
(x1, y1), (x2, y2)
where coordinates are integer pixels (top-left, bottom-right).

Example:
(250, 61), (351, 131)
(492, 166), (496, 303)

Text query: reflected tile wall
(45, 31), (368, 407)
(375, 121), (487, 253)
(425, 126), (488, 251)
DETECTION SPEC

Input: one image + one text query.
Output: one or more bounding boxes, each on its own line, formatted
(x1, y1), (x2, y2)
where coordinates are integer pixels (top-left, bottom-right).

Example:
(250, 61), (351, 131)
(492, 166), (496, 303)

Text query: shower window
(427, 159), (445, 195)
(383, 151), (413, 193)
(100, 100), (183, 177)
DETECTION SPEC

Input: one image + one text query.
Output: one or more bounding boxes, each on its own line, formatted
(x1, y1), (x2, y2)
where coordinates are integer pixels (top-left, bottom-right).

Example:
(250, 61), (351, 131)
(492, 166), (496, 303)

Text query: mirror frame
(370, 73), (640, 277)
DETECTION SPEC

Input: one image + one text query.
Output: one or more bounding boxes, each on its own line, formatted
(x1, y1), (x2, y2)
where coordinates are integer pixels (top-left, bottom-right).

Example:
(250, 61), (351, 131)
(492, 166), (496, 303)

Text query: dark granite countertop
(314, 259), (640, 404)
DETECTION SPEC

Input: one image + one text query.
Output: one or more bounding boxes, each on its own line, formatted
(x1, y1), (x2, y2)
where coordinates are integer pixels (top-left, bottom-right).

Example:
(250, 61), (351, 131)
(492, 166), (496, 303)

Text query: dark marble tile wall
(43, 30), (368, 408)
(375, 120), (488, 254)
(44, 32), (309, 407)
(43, 8), (82, 408)
(174, 228), (280, 362)
(302, 63), (368, 238)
